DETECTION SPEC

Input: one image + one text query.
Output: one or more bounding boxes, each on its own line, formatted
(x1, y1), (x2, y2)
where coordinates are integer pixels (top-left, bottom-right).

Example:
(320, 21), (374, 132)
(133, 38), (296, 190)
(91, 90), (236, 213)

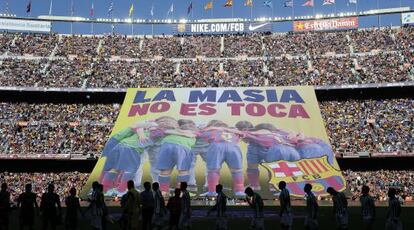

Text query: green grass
(6, 206), (414, 230)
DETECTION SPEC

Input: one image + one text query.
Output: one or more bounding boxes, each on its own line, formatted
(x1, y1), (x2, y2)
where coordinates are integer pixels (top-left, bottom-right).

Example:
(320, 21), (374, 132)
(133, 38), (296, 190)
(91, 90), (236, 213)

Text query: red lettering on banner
(227, 103), (245, 115)
(180, 104), (197, 116)
(289, 104), (310, 118)
(129, 103), (171, 116)
(199, 103), (216, 115)
(267, 104), (287, 117)
(128, 104), (150, 116)
(246, 103), (266, 116)
(149, 102), (170, 113)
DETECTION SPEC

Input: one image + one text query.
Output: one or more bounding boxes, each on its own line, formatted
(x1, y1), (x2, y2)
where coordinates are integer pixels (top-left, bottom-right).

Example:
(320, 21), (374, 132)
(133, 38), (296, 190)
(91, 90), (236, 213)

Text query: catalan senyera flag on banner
(81, 86), (346, 199)
(224, 0), (233, 7)
(204, 1), (213, 10)
(245, 0), (253, 7)
(128, 4), (134, 17)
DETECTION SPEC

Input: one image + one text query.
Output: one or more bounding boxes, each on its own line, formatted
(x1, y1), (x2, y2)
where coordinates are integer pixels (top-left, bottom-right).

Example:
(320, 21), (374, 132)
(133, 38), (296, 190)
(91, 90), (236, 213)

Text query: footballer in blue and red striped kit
(199, 120), (245, 196)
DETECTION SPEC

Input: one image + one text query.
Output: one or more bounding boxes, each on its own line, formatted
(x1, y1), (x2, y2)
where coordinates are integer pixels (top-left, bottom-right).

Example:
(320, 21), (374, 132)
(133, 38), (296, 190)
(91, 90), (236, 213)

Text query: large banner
(0, 18), (51, 32)
(294, 17), (358, 32)
(174, 22), (272, 34)
(81, 87), (346, 198)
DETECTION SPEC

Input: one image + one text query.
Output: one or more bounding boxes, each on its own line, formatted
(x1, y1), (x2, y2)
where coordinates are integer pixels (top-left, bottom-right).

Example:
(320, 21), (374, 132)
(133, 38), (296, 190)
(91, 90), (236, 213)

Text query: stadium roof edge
(0, 7), (412, 25)
(0, 82), (412, 93)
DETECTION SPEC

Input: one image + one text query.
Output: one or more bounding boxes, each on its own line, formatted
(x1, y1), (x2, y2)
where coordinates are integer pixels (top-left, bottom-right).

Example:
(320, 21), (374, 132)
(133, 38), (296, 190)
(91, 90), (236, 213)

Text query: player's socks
(231, 171), (245, 193)
(207, 170), (220, 192)
(101, 171), (118, 192)
(247, 168), (260, 188)
(159, 175), (171, 193)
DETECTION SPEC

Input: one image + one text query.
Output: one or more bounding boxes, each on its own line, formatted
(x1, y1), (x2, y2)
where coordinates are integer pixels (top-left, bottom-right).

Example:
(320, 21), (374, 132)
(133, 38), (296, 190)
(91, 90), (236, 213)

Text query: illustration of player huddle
(98, 116), (335, 197)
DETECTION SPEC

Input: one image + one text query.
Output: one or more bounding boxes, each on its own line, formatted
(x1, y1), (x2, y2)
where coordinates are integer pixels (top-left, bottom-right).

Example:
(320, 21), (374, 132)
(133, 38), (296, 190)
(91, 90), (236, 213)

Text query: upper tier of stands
(0, 26), (413, 89)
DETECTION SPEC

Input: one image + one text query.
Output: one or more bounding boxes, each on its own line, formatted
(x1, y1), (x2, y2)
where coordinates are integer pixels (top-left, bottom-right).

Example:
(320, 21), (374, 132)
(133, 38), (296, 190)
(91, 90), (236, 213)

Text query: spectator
(65, 187), (82, 230)
(167, 188), (181, 230)
(17, 183), (38, 230)
(0, 183), (10, 230)
(123, 180), (141, 230)
(40, 184), (61, 230)
(140, 182), (154, 230)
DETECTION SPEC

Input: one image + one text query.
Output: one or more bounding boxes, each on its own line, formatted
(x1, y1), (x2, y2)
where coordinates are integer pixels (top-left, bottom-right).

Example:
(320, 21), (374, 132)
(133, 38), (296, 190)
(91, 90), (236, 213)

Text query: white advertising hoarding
(0, 18), (51, 32)
(402, 12), (414, 24)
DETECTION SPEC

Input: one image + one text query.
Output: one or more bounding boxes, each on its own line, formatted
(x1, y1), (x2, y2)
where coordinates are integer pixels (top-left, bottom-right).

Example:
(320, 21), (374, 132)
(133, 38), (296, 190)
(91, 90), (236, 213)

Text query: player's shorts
(206, 143), (243, 170)
(102, 137), (119, 156)
(246, 144), (268, 165)
(306, 138), (335, 165)
(102, 143), (141, 173)
(146, 144), (161, 163)
(157, 143), (193, 171)
(296, 143), (326, 161)
(280, 212), (293, 226)
(266, 144), (301, 162)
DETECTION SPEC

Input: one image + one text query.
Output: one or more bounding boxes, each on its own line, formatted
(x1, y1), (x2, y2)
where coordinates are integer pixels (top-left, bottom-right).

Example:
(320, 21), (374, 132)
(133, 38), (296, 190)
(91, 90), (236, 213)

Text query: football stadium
(0, 0), (413, 229)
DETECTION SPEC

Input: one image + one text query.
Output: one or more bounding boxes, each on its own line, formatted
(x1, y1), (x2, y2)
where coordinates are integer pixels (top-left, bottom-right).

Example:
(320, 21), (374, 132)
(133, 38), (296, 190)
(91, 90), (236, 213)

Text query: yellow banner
(81, 87), (345, 198)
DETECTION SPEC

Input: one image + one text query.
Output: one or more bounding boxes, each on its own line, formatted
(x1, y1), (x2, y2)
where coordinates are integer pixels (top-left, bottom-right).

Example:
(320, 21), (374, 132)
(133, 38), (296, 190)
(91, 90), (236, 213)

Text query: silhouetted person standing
(327, 187), (348, 230)
(167, 189), (181, 230)
(40, 184), (62, 230)
(207, 184), (227, 230)
(17, 183), (38, 230)
(87, 181), (104, 230)
(360, 185), (375, 230)
(65, 187), (82, 230)
(152, 182), (167, 230)
(123, 180), (141, 230)
(245, 187), (264, 230)
(140, 182), (154, 230)
(386, 188), (402, 230)
(98, 184), (108, 230)
(0, 183), (10, 230)
(179, 182), (192, 230)
(304, 184), (319, 230)
(278, 181), (292, 230)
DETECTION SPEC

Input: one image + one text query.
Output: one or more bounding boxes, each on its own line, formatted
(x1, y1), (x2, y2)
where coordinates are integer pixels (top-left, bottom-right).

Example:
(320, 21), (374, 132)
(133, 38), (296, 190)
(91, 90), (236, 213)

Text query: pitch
(4, 206), (414, 230)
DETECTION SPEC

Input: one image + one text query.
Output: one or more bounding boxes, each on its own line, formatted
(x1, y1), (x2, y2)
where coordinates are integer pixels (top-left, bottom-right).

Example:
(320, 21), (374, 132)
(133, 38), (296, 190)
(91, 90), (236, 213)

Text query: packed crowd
(320, 98), (413, 153)
(0, 170), (412, 202)
(1, 51), (412, 88)
(0, 103), (119, 156)
(0, 27), (413, 89)
(0, 171), (89, 202)
(344, 169), (414, 202)
(0, 27), (413, 58)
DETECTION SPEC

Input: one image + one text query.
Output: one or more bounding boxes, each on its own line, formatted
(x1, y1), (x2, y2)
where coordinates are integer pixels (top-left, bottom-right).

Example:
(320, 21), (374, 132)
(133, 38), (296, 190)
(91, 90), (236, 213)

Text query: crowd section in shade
(0, 99), (412, 156)
(0, 170), (413, 202)
(0, 27), (413, 88)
